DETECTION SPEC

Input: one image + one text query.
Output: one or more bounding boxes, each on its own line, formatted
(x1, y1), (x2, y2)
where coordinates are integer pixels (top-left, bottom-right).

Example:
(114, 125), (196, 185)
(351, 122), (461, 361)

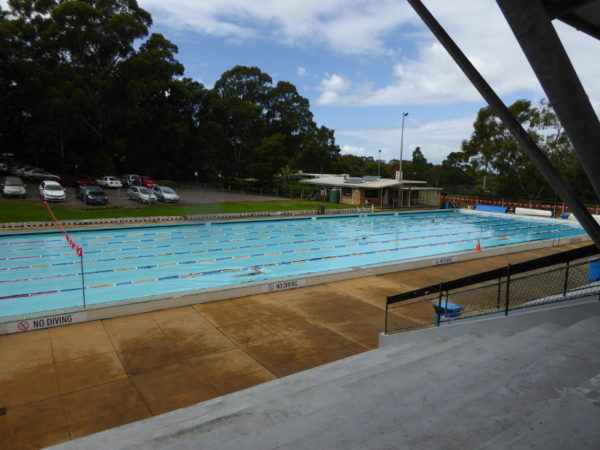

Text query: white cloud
(314, 0), (547, 108)
(297, 67), (307, 77)
(320, 74), (352, 92)
(311, 0), (599, 113)
(138, 0), (412, 55)
(341, 145), (368, 156)
(336, 115), (476, 164)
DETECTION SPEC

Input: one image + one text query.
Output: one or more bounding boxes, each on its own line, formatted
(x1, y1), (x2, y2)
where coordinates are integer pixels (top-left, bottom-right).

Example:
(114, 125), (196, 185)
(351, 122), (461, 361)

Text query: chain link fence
(385, 257), (600, 334)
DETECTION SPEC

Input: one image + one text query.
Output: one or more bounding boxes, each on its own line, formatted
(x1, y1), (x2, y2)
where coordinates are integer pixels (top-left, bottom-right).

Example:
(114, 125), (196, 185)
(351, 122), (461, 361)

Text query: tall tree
(214, 65), (272, 108)
(411, 146), (431, 181)
(461, 100), (550, 198)
(295, 126), (340, 173)
(266, 81), (315, 159)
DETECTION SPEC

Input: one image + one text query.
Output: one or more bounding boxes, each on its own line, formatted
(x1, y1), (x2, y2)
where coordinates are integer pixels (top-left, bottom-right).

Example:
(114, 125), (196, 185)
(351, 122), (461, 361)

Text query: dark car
(76, 184), (108, 205)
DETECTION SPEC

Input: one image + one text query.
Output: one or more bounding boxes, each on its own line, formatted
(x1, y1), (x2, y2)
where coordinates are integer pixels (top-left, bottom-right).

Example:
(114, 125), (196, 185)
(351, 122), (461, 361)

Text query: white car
(152, 185), (180, 202)
(127, 185), (156, 204)
(96, 176), (123, 188)
(39, 180), (66, 202)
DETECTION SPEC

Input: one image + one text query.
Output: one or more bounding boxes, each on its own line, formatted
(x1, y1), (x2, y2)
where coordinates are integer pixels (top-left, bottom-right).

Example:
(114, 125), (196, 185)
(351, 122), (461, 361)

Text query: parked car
(24, 168), (61, 181)
(122, 174), (141, 187)
(11, 164), (34, 176)
(76, 184), (108, 205)
(39, 180), (66, 202)
(96, 176), (122, 188)
(0, 162), (9, 173)
(1, 176), (27, 198)
(140, 176), (158, 188)
(127, 185), (156, 204)
(64, 173), (95, 186)
(151, 185), (180, 203)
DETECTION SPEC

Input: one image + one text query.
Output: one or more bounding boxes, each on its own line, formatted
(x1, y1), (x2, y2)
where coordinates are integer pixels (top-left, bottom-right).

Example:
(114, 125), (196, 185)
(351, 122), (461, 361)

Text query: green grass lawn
(0, 199), (351, 223)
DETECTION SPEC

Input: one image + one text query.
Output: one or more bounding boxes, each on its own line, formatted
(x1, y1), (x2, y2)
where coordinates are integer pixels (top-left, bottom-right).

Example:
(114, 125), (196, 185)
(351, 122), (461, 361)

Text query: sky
(4, 0), (600, 165)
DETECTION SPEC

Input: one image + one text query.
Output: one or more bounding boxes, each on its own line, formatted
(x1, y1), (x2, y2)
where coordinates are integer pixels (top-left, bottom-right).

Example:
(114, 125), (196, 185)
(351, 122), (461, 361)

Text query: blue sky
(4, 0), (600, 164)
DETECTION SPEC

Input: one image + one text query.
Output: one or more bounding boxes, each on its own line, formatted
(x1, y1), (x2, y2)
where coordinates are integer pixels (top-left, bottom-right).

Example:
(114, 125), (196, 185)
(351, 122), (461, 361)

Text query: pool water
(0, 210), (586, 318)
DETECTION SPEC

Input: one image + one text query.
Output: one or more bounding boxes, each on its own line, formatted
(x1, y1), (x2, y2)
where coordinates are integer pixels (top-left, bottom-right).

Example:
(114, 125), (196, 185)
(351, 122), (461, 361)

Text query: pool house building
(298, 173), (443, 208)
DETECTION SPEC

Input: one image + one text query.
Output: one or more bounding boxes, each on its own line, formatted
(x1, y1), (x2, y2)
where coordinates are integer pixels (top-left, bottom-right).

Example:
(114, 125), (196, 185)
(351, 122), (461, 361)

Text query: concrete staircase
(53, 299), (600, 449)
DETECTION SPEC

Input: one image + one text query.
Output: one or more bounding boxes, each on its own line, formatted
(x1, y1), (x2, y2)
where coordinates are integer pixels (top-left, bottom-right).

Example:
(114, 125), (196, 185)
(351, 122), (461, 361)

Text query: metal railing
(385, 244), (599, 334)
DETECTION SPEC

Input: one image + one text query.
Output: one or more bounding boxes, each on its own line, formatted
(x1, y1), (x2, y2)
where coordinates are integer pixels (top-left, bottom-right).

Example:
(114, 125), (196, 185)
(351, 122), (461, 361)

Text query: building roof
(298, 174), (427, 189)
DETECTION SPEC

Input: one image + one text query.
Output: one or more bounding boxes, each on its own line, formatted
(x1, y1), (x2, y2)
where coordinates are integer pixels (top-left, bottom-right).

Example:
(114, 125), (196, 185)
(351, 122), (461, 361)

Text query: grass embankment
(0, 199), (349, 223)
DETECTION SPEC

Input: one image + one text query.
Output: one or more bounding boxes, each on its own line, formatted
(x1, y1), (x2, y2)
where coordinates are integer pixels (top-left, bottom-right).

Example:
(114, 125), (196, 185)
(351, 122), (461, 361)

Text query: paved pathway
(0, 241), (589, 449)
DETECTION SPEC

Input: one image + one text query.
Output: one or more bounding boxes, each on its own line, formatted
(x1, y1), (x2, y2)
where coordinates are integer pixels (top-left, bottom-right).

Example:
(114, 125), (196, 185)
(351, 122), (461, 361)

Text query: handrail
(387, 243), (598, 305)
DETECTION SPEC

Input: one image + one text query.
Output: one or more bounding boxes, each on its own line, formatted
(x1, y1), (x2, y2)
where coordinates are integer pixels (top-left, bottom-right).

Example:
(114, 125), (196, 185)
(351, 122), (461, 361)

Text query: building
(298, 173), (443, 208)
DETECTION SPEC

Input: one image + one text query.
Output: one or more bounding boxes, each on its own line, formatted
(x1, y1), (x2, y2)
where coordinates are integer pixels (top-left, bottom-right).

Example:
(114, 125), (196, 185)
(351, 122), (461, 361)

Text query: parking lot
(7, 180), (281, 209)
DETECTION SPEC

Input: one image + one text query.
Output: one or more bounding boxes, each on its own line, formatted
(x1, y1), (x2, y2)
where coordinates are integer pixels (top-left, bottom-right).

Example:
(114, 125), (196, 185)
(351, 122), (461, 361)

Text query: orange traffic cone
(475, 239), (482, 252)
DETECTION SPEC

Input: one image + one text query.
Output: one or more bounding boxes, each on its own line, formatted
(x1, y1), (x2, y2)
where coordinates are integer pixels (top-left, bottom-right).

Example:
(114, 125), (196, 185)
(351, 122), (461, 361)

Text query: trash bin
(329, 189), (340, 204)
(588, 258), (600, 282)
(433, 300), (464, 322)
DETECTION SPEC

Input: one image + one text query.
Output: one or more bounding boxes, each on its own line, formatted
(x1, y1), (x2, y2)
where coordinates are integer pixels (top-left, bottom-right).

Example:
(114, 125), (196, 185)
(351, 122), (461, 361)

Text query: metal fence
(385, 250), (600, 334)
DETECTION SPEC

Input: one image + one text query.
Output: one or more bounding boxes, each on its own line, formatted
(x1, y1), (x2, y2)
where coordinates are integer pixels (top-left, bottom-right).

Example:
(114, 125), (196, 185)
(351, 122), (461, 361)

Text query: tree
(112, 33), (193, 177)
(461, 99), (550, 198)
(294, 126), (340, 173)
(267, 81), (315, 159)
(247, 134), (287, 183)
(214, 65), (272, 108)
(411, 147), (431, 181)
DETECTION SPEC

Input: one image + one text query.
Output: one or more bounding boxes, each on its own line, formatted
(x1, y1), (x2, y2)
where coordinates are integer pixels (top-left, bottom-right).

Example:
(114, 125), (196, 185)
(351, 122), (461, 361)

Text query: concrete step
(170, 335), (482, 449)
(210, 324), (562, 449)
(363, 315), (600, 449)
(478, 372), (600, 450)
(220, 318), (597, 449)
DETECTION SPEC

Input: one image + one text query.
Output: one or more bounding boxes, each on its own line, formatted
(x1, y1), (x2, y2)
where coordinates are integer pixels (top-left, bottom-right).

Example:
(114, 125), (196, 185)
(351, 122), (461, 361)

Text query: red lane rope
(43, 202), (84, 258)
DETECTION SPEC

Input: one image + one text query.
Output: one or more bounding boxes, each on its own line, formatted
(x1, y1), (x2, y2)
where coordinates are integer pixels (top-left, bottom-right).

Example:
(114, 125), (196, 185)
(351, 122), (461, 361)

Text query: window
(341, 188), (352, 197)
(364, 190), (378, 198)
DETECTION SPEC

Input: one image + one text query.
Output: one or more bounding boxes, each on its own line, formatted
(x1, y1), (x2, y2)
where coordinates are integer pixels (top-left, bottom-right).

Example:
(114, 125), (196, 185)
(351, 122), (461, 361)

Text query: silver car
(1, 176), (27, 198)
(23, 168), (61, 181)
(127, 185), (157, 204)
(152, 185), (180, 202)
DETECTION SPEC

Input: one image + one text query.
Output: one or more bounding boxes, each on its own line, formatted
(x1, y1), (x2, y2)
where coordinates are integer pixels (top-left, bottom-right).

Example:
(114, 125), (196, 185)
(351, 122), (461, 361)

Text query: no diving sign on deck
(5, 312), (87, 334)
(263, 279), (305, 293)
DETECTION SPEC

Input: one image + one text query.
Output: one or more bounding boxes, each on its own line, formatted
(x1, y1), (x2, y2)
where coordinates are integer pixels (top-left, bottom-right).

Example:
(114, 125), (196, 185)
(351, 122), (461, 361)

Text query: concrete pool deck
(0, 240), (591, 449)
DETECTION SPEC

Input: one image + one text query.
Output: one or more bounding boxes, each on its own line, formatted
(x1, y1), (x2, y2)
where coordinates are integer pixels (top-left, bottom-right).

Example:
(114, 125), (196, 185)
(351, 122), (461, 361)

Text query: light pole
(378, 149), (381, 177)
(399, 111), (409, 207)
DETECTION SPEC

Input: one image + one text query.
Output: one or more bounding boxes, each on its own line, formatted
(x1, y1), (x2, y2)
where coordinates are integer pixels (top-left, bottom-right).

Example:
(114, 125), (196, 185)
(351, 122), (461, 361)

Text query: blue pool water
(0, 210), (586, 318)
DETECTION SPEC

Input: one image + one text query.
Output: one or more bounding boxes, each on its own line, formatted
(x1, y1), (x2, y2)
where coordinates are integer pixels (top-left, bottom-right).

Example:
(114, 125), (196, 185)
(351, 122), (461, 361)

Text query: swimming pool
(0, 210), (587, 319)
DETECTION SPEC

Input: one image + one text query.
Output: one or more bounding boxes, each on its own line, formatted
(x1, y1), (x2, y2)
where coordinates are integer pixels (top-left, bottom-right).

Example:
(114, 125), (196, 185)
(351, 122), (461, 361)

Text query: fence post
(384, 298), (389, 334)
(563, 261), (570, 297)
(505, 264), (511, 316)
(496, 277), (502, 309)
(435, 282), (443, 326)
